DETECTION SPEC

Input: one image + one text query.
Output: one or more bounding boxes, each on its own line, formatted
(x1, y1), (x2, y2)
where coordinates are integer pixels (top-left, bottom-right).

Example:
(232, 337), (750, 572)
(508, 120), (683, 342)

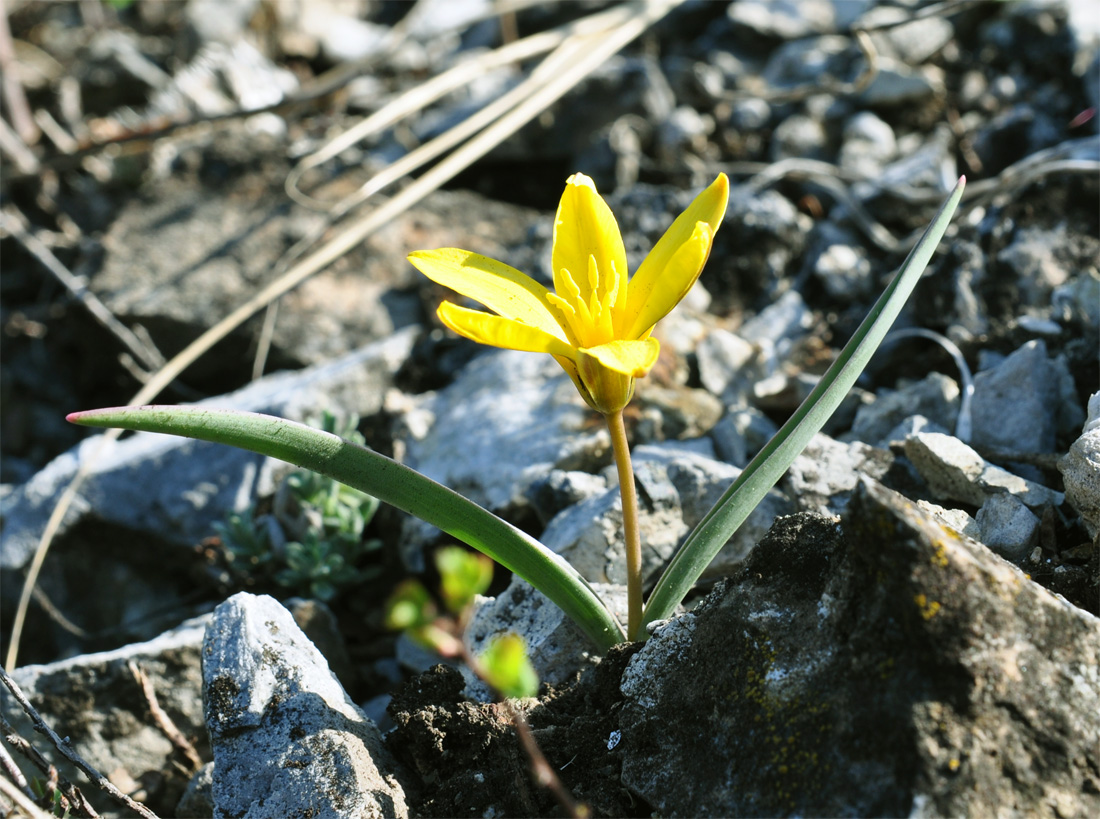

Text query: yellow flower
(408, 172), (729, 414)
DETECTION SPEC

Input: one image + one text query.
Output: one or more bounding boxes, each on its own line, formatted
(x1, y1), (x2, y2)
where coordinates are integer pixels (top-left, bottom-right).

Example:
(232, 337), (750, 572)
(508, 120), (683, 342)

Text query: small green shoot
(480, 633), (539, 699)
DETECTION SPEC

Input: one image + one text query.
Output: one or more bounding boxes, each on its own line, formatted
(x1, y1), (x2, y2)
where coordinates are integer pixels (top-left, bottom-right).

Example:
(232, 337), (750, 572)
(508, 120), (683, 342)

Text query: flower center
(547, 254), (623, 349)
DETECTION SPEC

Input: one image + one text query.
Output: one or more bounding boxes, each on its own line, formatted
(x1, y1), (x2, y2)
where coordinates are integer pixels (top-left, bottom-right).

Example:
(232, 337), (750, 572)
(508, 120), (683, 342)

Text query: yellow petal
(624, 222), (712, 339)
(437, 301), (576, 359)
(551, 174), (628, 309)
(408, 249), (563, 337)
(625, 173), (728, 329)
(581, 337), (660, 377)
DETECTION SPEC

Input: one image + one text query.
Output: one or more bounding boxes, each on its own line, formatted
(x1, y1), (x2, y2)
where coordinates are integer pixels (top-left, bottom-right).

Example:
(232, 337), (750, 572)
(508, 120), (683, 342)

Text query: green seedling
(69, 175), (965, 647)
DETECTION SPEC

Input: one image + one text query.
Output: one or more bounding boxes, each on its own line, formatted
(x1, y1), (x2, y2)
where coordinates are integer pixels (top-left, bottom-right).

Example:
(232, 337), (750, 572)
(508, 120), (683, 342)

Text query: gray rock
(461, 577), (628, 700)
(729, 97), (771, 130)
(398, 351), (606, 567)
(787, 433), (895, 516)
(838, 111), (897, 178)
(203, 593), (408, 819)
(949, 239), (990, 336)
(708, 189), (811, 312)
(859, 7), (955, 64)
(771, 112), (828, 161)
(92, 182), (529, 371)
(813, 239), (875, 299)
(540, 445), (790, 584)
(997, 225), (1071, 302)
(727, 0), (858, 39)
(859, 125), (955, 198)
(916, 499), (982, 541)
(763, 35), (851, 89)
(904, 432), (1064, 510)
(526, 469), (609, 528)
(970, 339), (1082, 454)
(1053, 266), (1100, 328)
(859, 58), (944, 105)
(539, 474), (686, 587)
(851, 372), (961, 447)
(880, 414), (951, 447)
(710, 406), (779, 469)
(696, 327), (762, 407)
(1059, 391), (1100, 539)
(186, 0), (261, 45)
(2, 616), (209, 817)
(655, 106), (713, 162)
(739, 289), (814, 348)
(618, 481), (1100, 817)
(634, 385), (724, 443)
(177, 763), (215, 818)
(976, 493), (1041, 562)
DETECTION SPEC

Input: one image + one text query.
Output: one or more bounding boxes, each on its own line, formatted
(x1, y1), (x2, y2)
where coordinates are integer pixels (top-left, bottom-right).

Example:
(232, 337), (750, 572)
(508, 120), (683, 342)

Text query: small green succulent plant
(216, 412), (382, 602)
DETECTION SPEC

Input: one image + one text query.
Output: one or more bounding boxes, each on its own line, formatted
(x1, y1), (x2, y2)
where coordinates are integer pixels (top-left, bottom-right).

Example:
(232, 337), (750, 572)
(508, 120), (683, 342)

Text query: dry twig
(127, 662), (204, 776)
(0, 668), (159, 819)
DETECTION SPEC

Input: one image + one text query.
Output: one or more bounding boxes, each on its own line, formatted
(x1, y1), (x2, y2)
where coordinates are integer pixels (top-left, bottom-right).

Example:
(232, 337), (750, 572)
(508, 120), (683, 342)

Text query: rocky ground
(1, 0), (1098, 817)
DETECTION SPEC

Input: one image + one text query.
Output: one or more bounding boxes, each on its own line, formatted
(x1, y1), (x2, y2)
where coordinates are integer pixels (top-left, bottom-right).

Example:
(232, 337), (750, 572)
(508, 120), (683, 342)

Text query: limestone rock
(969, 339), (1082, 454)
(202, 593), (408, 819)
(786, 432), (895, 516)
(976, 492), (1041, 562)
(540, 444), (791, 585)
(619, 481), (1100, 817)
(2, 616), (209, 817)
(904, 431), (1064, 509)
(1059, 391), (1100, 539)
(398, 350), (605, 567)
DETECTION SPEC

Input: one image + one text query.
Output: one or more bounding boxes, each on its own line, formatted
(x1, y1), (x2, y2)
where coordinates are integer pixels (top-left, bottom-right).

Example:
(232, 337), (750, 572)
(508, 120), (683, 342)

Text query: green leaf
(480, 632), (539, 699)
(384, 579), (437, 630)
(68, 406), (625, 649)
(640, 177), (966, 638)
(435, 546), (494, 615)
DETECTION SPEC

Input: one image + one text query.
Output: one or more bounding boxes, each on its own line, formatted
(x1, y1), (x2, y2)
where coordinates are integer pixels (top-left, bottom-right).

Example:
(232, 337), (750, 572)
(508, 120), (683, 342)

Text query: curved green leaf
(640, 177), (966, 638)
(67, 406), (625, 649)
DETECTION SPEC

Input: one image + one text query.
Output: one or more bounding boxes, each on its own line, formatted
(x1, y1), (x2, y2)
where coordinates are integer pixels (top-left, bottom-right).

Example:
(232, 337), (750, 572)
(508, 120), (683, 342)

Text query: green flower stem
(606, 409), (642, 640)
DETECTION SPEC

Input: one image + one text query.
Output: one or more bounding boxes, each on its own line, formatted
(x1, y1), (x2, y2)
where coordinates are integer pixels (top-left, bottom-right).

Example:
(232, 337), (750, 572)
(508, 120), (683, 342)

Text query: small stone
(771, 112), (828, 161)
(996, 225), (1073, 305)
(970, 339), (1075, 454)
(739, 289), (814, 347)
(696, 328), (759, 406)
(1052, 268), (1100, 329)
(813, 242), (874, 299)
(859, 58), (943, 105)
(976, 493), (1041, 562)
(729, 97), (771, 130)
(881, 415), (951, 448)
(727, 0), (846, 39)
(1058, 392), (1100, 539)
(710, 407), (779, 468)
(904, 432), (1064, 510)
(838, 111), (897, 177)
(527, 470), (609, 527)
(635, 385), (724, 441)
(852, 373), (960, 447)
